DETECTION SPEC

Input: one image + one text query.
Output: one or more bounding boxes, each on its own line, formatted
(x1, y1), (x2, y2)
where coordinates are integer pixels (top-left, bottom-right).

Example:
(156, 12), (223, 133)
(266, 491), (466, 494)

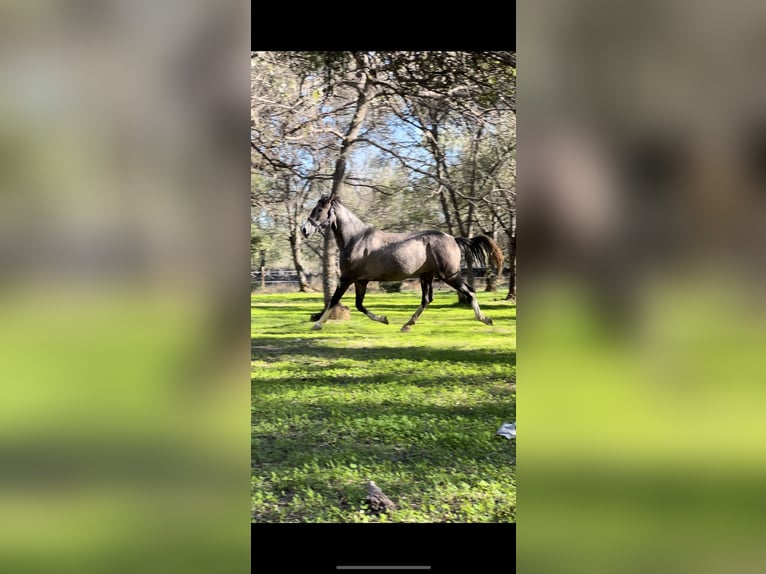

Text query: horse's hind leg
(445, 275), (493, 326)
(355, 280), (389, 325)
(401, 273), (434, 332)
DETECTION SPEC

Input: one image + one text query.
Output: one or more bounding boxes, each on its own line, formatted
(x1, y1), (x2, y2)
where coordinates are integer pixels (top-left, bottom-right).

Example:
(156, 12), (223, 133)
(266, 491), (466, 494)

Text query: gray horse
(301, 195), (504, 331)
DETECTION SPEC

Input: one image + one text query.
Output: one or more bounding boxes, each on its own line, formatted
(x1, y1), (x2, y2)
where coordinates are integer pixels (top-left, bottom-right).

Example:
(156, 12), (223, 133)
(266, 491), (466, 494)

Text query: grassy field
(251, 287), (516, 523)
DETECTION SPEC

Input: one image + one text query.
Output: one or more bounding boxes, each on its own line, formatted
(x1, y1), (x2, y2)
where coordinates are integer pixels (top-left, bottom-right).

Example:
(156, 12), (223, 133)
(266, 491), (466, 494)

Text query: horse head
(301, 195), (336, 238)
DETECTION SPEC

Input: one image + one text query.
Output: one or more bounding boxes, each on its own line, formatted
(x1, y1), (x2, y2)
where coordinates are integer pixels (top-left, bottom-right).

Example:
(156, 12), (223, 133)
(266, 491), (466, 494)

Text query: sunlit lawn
(251, 287), (515, 522)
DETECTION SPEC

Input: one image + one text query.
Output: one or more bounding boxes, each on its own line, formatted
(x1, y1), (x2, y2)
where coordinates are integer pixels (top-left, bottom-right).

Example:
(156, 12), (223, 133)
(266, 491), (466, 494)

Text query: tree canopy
(251, 51), (516, 300)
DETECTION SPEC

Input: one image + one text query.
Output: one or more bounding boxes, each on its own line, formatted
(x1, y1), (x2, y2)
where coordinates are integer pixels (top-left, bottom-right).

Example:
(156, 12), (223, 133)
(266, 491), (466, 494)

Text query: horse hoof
(400, 325), (411, 332)
(484, 317), (494, 326)
(311, 323), (323, 331)
(381, 316), (389, 325)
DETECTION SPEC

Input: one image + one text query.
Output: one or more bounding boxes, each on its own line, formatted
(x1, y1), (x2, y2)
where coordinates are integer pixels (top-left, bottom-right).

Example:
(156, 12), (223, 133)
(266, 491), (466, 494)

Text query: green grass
(251, 288), (516, 523)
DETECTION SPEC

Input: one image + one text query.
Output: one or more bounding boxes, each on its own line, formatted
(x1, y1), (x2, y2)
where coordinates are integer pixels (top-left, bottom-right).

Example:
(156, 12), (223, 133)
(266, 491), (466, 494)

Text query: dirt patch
(309, 305), (351, 321)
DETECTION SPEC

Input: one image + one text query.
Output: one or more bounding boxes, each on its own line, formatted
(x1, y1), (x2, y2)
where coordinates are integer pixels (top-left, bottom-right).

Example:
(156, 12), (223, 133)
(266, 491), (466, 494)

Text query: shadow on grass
(251, 298), (515, 317)
(252, 436), (515, 472)
(251, 293), (516, 522)
(251, 396), (516, 469)
(251, 305), (326, 313)
(255, 372), (513, 391)
(251, 337), (516, 367)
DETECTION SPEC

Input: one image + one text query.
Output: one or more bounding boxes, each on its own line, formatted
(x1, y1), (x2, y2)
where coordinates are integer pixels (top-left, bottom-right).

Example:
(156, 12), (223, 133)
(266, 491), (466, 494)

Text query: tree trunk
(437, 186), (454, 235)
(429, 124), (453, 235)
(259, 249), (266, 290)
(321, 55), (376, 308)
(457, 199), (475, 304)
(447, 182), (467, 238)
(505, 221), (516, 301)
(485, 229), (498, 292)
(289, 232), (310, 292)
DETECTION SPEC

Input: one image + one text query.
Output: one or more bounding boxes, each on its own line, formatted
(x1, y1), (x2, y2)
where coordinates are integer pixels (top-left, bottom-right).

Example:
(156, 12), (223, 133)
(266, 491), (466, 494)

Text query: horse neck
(332, 203), (368, 246)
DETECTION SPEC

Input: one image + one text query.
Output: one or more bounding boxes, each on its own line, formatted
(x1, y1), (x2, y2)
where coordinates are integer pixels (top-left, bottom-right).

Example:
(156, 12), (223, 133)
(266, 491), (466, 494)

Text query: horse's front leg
(311, 279), (353, 330)
(354, 280), (389, 325)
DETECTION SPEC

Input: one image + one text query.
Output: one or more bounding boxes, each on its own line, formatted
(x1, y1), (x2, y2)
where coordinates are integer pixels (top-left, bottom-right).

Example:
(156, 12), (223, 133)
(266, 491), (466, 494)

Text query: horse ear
(329, 205), (337, 229)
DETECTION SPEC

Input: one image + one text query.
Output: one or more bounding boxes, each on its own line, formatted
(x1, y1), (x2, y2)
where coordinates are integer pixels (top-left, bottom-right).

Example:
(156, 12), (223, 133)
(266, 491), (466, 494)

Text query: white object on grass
(496, 422), (516, 439)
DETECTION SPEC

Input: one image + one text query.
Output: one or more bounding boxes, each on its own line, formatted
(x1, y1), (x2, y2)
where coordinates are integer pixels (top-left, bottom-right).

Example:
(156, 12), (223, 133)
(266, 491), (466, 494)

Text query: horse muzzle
(301, 221), (316, 238)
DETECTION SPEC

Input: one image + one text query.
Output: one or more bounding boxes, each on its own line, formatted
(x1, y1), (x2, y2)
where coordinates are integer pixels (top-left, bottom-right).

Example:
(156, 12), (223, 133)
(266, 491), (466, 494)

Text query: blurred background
(4, 0), (766, 570)
(520, 0), (766, 572)
(0, 1), (250, 573)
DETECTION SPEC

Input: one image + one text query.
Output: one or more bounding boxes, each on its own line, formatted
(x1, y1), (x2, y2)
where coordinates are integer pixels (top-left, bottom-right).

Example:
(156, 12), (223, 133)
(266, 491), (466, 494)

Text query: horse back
(341, 229), (460, 281)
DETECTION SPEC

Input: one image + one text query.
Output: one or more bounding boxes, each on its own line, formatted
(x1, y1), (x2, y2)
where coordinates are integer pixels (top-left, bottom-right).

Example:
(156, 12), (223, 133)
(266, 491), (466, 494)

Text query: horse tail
(455, 235), (505, 275)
